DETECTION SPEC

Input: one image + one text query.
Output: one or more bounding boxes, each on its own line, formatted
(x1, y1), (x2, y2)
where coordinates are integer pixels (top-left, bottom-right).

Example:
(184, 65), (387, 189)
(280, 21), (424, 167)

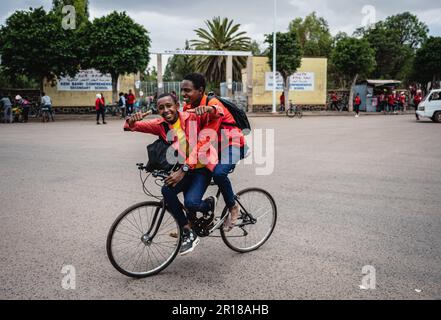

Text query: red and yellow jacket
(124, 108), (223, 171)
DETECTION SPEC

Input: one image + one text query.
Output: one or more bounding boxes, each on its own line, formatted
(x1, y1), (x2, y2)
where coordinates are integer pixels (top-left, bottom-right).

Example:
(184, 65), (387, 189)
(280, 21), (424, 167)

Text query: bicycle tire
(220, 188), (277, 253)
(107, 201), (181, 278)
(286, 109), (296, 118)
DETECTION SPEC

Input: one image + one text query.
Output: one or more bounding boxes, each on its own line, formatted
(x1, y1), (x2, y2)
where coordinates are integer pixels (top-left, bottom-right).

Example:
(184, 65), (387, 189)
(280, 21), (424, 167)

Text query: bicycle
(106, 164), (278, 278)
(286, 102), (303, 118)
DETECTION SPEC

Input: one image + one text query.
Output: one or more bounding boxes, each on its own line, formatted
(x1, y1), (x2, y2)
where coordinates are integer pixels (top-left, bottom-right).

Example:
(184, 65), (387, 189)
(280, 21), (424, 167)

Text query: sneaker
(206, 196), (217, 214)
(103, 122), (107, 124)
(97, 122), (101, 125)
(180, 228), (200, 256)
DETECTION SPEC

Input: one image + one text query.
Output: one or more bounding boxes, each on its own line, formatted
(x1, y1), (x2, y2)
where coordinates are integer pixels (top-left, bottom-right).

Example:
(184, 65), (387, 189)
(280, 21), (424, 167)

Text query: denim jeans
(213, 146), (245, 209)
(161, 168), (212, 228)
(3, 106), (12, 123)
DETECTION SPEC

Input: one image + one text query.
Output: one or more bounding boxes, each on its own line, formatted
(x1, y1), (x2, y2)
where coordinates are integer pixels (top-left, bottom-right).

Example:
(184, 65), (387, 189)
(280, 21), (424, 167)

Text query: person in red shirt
(354, 93), (361, 117)
(127, 89), (136, 115)
(414, 91), (423, 120)
(331, 92), (339, 111)
(388, 92), (396, 113)
(181, 73), (247, 231)
(280, 92), (285, 112)
(95, 94), (106, 125)
(399, 92), (406, 112)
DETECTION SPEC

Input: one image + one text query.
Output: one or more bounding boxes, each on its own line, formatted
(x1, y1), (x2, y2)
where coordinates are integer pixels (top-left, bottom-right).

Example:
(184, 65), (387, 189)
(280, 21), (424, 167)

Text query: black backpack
(206, 93), (251, 135)
(145, 123), (178, 172)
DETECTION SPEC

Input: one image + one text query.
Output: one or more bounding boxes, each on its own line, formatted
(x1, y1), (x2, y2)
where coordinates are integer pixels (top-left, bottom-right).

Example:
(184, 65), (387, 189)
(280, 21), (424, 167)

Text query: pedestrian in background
(354, 93), (361, 118)
(118, 92), (126, 118)
(15, 95), (31, 123)
(41, 92), (55, 122)
(0, 94), (13, 123)
(95, 93), (106, 125)
(127, 89), (136, 116)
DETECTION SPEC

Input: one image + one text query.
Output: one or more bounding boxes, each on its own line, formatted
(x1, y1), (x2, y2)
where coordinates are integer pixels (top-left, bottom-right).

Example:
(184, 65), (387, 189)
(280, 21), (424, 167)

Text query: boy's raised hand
(186, 106), (215, 116)
(128, 110), (152, 125)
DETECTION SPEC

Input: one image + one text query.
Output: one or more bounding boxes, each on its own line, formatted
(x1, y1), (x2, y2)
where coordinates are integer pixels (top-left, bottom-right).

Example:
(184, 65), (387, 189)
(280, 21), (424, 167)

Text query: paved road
(0, 115), (440, 300)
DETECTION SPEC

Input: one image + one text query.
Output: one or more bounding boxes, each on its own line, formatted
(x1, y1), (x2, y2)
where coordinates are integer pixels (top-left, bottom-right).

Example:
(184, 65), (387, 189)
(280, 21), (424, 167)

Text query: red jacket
(95, 98), (104, 111)
(355, 96), (361, 105)
(184, 95), (245, 150)
(124, 109), (223, 171)
(388, 95), (396, 105)
(127, 94), (136, 105)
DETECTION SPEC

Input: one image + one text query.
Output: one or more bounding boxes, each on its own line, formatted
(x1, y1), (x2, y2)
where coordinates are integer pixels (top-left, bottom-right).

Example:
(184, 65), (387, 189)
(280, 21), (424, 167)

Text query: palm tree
(191, 17), (251, 84)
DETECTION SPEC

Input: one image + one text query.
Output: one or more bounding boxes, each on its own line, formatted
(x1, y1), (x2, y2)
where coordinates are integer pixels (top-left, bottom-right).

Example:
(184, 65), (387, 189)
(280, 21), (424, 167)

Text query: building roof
(366, 79), (402, 86)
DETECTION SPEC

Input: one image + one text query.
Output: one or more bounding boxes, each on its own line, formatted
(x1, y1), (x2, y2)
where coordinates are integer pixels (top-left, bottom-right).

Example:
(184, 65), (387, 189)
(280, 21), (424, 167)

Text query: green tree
(265, 31), (303, 107)
(288, 12), (333, 57)
(355, 12), (428, 82)
(164, 40), (194, 81)
(331, 37), (376, 111)
(52, 0), (89, 28)
(412, 37), (441, 88)
(190, 17), (251, 84)
(80, 11), (151, 103)
(250, 40), (263, 56)
(0, 7), (81, 92)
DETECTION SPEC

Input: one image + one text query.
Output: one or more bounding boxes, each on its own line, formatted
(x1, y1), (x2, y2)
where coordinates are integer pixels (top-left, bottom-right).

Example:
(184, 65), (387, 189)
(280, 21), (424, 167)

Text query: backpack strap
(162, 122), (172, 145)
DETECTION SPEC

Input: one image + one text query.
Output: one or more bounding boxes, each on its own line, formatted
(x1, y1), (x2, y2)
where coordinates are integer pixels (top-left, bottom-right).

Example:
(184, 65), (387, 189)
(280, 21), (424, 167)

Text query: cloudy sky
(1, 0), (440, 68)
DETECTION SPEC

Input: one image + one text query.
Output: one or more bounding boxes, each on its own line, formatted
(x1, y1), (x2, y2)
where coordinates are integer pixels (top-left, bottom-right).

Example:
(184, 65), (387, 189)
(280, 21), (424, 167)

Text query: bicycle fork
(141, 201), (167, 245)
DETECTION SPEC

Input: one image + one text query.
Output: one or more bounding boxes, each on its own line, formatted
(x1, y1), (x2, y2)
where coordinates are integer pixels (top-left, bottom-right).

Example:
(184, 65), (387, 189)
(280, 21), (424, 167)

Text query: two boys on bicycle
(124, 73), (246, 255)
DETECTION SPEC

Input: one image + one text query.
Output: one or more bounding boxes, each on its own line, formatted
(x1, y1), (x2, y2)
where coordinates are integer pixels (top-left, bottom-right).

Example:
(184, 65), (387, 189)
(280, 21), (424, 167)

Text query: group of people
(376, 91), (409, 114)
(125, 73), (247, 256)
(0, 92), (54, 123)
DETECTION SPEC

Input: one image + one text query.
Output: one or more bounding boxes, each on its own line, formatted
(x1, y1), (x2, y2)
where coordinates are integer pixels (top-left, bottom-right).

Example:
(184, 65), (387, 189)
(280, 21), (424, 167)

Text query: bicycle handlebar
(136, 163), (169, 180)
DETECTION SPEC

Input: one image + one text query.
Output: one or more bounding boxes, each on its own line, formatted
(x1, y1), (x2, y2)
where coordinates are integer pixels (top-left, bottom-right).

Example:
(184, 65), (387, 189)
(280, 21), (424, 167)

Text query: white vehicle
(416, 89), (441, 123)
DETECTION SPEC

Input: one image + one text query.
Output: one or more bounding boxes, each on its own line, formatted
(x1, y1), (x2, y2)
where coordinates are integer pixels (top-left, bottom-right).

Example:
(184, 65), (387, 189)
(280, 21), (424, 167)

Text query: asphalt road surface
(0, 115), (440, 300)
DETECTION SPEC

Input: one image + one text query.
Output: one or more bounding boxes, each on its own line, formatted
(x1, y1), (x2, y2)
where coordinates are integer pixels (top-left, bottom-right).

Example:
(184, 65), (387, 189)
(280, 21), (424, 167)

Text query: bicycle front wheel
(221, 188), (277, 253)
(106, 201), (181, 278)
(286, 108), (296, 118)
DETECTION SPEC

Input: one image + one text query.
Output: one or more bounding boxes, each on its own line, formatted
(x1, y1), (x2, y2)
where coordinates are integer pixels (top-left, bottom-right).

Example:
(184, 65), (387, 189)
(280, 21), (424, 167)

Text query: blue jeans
(3, 106), (12, 123)
(161, 168), (212, 228)
(213, 146), (244, 209)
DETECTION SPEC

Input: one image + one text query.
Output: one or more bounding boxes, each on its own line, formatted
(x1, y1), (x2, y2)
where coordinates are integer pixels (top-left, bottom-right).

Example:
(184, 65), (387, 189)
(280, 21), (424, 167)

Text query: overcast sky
(1, 0), (440, 69)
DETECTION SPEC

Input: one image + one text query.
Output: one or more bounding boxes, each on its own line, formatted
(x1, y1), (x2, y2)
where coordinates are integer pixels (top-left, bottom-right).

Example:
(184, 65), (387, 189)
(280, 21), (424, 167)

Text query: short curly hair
(183, 73), (206, 91)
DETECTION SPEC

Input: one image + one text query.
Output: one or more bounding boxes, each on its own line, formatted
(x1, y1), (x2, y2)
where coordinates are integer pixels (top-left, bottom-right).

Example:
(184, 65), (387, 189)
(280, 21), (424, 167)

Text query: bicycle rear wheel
(220, 188), (277, 253)
(107, 201), (181, 278)
(296, 111), (303, 119)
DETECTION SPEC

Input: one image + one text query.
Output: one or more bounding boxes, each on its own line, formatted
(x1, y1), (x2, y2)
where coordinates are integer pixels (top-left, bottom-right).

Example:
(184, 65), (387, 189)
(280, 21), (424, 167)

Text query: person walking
(330, 92), (339, 111)
(0, 94), (13, 124)
(414, 90), (423, 120)
(354, 93), (361, 117)
(95, 93), (106, 125)
(279, 92), (285, 112)
(118, 92), (126, 118)
(127, 90), (136, 116)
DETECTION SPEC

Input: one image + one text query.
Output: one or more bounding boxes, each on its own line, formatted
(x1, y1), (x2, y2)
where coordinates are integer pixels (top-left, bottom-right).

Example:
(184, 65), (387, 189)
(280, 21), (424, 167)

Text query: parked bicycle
(106, 163), (278, 278)
(286, 101), (303, 118)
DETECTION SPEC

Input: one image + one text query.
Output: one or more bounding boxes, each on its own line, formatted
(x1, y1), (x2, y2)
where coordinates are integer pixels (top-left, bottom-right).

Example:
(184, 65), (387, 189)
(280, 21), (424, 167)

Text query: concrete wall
(247, 56), (328, 106)
(43, 73), (138, 108)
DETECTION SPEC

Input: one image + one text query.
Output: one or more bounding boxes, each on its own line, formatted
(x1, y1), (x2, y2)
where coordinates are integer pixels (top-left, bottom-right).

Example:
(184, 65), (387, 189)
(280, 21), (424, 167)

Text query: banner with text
(265, 72), (315, 91)
(57, 69), (113, 91)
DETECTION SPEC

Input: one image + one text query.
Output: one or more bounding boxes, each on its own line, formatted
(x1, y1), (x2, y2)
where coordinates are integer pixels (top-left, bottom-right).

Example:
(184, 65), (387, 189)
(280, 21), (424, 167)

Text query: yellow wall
(250, 56), (327, 106)
(43, 73), (138, 107)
